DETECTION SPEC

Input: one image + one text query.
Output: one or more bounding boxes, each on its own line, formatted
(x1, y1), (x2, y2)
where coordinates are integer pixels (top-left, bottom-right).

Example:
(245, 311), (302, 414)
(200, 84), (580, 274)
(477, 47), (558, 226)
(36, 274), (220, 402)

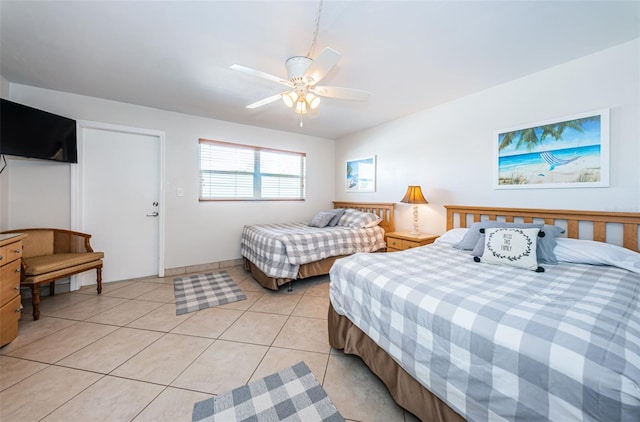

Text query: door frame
(70, 120), (166, 290)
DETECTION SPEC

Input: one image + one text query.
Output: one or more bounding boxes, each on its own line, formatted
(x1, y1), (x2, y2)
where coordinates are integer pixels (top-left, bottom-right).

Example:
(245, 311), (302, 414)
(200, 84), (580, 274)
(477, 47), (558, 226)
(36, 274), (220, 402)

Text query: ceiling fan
(230, 46), (370, 120)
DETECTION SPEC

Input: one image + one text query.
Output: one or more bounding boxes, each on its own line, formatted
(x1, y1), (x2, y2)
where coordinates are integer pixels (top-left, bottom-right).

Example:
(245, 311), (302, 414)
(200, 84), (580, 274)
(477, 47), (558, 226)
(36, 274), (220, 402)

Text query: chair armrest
(52, 229), (95, 253)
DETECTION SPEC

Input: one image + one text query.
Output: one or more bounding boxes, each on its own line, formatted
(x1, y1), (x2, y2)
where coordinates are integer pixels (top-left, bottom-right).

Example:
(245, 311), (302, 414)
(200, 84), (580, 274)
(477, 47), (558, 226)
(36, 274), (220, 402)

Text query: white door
(79, 127), (162, 283)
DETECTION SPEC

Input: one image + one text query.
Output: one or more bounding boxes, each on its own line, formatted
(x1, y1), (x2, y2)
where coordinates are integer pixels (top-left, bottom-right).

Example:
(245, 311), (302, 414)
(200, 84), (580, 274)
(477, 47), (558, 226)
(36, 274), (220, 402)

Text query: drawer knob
(0, 255), (3, 260)
(15, 286), (20, 290)
(16, 305), (24, 312)
(13, 249), (21, 253)
(15, 268), (20, 273)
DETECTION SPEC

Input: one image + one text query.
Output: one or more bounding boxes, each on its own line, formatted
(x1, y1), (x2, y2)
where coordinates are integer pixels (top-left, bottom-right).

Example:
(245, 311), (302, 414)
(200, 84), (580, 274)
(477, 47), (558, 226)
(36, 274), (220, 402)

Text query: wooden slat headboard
(445, 205), (640, 252)
(333, 201), (395, 232)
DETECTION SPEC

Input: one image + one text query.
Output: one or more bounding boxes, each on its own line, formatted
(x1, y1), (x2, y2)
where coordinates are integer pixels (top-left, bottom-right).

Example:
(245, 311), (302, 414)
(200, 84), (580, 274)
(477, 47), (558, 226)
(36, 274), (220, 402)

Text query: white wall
(2, 85), (335, 269)
(336, 39), (640, 234)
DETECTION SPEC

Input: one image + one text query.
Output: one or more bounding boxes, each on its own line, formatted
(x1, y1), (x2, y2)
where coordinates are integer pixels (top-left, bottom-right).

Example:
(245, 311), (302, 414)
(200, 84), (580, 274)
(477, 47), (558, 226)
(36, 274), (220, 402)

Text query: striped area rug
(173, 271), (246, 315)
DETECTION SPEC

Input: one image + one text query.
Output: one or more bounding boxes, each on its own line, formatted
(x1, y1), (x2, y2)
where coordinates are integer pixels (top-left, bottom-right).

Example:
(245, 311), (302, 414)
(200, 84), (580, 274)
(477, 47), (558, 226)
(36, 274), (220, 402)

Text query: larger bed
(242, 201), (394, 290)
(328, 205), (640, 421)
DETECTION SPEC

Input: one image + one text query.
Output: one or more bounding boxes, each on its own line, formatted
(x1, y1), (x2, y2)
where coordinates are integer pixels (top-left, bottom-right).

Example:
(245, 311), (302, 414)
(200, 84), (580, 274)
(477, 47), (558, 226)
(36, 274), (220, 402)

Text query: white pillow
(481, 227), (541, 271)
(554, 238), (640, 274)
(434, 228), (468, 245)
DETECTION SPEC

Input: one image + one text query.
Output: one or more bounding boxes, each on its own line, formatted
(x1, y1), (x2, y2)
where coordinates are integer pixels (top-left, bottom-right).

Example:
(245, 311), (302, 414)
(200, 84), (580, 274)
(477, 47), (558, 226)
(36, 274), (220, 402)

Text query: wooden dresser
(386, 231), (439, 252)
(0, 233), (26, 348)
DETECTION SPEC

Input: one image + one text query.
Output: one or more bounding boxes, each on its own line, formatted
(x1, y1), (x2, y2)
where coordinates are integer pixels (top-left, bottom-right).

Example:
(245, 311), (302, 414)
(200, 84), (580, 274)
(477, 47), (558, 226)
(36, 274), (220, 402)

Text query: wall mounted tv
(0, 99), (78, 163)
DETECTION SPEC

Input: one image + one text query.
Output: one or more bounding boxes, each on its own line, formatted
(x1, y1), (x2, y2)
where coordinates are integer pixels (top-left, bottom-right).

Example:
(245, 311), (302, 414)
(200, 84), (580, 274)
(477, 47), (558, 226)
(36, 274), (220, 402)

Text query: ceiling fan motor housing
(285, 56), (313, 81)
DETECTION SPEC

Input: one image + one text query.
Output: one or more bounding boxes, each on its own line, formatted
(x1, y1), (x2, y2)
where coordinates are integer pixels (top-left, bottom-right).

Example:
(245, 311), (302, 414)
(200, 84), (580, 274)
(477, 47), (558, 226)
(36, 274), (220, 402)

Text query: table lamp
(400, 185), (428, 234)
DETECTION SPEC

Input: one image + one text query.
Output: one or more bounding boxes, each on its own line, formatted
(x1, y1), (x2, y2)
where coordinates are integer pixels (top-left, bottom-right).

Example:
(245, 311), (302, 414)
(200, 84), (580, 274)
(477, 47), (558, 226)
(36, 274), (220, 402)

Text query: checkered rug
(192, 361), (344, 422)
(173, 271), (246, 315)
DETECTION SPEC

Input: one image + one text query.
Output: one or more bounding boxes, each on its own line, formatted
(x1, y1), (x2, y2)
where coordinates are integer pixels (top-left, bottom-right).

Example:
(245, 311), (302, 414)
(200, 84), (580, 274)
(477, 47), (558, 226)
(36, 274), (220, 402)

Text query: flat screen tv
(0, 99), (77, 163)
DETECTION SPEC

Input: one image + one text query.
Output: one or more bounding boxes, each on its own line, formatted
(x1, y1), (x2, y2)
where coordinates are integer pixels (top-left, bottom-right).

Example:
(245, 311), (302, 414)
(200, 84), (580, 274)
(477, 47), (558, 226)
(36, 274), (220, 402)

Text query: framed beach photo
(346, 156), (376, 192)
(494, 109), (609, 189)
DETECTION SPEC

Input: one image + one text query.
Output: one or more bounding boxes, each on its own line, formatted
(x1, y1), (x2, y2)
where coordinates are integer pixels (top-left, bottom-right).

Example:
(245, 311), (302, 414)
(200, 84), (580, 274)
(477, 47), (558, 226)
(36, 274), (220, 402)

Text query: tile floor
(0, 266), (420, 422)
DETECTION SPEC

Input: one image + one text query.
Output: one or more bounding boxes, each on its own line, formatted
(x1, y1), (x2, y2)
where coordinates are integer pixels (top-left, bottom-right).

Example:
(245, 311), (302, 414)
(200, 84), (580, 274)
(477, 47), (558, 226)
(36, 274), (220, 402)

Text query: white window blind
(199, 139), (306, 201)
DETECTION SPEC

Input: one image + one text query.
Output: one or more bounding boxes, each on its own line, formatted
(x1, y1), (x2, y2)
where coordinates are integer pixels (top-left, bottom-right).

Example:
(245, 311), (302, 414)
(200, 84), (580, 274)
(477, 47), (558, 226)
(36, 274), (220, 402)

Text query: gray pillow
(536, 225), (566, 264)
(471, 223), (565, 264)
(309, 211), (334, 228)
(337, 209), (381, 228)
(455, 221), (542, 250)
(325, 208), (346, 227)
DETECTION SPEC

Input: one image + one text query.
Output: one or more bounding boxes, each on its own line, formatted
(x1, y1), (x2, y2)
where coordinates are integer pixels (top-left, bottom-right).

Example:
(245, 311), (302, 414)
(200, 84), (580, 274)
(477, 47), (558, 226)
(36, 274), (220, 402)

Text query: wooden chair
(0, 228), (104, 320)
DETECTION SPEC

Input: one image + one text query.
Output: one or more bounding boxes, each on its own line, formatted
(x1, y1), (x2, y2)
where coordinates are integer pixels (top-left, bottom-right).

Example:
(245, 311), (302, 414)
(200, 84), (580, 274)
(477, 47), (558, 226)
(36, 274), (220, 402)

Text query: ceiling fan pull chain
(299, 114), (304, 128)
(306, 0), (323, 58)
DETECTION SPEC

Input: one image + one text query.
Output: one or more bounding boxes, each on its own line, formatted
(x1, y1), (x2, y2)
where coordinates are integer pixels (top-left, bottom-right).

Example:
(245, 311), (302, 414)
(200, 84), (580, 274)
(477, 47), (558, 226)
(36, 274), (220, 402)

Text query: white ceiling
(1, 1), (639, 139)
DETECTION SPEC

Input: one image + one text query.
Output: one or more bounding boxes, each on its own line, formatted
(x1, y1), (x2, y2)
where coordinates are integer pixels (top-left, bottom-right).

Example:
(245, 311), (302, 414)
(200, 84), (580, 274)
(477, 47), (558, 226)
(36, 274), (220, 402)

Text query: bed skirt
(243, 256), (346, 290)
(328, 303), (465, 422)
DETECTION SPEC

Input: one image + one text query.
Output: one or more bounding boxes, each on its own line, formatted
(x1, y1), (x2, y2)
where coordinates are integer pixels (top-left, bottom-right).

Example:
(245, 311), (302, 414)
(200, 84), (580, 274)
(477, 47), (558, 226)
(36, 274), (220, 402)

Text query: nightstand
(385, 232), (438, 252)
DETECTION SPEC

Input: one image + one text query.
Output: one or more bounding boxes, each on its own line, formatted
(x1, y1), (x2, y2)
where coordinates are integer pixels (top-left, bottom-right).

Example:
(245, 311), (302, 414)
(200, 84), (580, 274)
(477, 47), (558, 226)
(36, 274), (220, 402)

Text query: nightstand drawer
(403, 240), (422, 249)
(385, 232), (439, 252)
(387, 237), (403, 250)
(389, 239), (421, 249)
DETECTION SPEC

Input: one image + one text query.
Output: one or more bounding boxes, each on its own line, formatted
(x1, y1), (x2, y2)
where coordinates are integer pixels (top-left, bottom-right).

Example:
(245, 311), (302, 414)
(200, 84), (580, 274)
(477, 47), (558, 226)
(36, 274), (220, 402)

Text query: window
(199, 139), (306, 201)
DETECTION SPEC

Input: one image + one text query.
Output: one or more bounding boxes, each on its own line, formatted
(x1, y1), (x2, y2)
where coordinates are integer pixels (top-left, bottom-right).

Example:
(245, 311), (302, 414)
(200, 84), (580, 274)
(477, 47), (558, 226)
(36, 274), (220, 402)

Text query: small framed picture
(345, 156), (376, 192)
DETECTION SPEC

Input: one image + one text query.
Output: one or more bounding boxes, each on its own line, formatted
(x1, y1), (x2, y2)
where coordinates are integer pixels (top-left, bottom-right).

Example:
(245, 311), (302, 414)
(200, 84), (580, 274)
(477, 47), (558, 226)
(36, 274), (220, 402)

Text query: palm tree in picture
(499, 116), (599, 152)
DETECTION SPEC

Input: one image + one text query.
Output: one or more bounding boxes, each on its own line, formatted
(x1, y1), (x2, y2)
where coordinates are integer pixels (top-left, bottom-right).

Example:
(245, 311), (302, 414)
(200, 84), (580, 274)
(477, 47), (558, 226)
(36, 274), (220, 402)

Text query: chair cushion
(22, 260), (103, 285)
(23, 252), (105, 276)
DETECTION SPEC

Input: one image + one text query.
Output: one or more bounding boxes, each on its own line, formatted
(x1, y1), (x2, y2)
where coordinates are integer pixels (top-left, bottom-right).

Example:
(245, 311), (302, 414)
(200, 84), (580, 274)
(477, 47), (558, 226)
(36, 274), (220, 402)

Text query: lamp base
(411, 205), (421, 235)
(409, 229), (421, 235)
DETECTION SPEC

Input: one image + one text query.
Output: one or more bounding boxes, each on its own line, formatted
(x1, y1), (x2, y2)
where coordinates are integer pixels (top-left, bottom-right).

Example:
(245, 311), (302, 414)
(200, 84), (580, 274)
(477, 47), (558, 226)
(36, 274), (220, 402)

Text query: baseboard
(164, 258), (243, 277)
(21, 279), (70, 298)
(21, 259), (245, 297)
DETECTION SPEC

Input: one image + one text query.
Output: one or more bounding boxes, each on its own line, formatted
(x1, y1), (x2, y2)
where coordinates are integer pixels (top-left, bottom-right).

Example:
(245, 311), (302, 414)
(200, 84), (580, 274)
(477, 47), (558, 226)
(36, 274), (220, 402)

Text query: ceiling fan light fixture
(295, 100), (307, 114)
(306, 93), (320, 110)
(282, 91), (298, 107)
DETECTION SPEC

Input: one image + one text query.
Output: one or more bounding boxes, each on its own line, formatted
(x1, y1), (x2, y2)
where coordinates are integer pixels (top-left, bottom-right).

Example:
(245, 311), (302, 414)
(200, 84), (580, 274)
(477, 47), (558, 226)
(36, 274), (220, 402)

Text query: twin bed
(241, 201), (394, 290)
(328, 205), (640, 421)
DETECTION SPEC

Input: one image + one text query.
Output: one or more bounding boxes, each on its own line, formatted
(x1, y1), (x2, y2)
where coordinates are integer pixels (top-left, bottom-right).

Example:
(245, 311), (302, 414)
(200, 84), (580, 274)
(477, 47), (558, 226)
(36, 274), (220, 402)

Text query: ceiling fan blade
(304, 47), (341, 84)
(246, 93), (283, 109)
(312, 85), (370, 102)
(230, 64), (292, 87)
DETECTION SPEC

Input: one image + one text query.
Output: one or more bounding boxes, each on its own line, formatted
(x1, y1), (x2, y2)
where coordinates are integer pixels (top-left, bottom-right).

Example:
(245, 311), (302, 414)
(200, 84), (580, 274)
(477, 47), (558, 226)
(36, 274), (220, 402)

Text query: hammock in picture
(539, 151), (580, 171)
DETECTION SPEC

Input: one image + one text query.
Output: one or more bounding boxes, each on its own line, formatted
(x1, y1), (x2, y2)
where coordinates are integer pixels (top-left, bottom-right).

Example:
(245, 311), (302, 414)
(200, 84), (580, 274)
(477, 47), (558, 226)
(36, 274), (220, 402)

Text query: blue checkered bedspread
(329, 242), (640, 421)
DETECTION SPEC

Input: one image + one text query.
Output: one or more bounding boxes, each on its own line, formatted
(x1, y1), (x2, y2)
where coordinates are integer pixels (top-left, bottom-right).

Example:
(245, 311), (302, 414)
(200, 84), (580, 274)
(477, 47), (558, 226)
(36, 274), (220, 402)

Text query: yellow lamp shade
(400, 185), (428, 204)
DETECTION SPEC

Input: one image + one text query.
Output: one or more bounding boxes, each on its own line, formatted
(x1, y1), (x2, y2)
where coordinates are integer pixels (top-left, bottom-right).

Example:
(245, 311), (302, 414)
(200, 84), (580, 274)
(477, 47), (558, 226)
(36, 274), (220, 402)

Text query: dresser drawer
(0, 259), (21, 308)
(0, 240), (23, 265)
(0, 294), (22, 347)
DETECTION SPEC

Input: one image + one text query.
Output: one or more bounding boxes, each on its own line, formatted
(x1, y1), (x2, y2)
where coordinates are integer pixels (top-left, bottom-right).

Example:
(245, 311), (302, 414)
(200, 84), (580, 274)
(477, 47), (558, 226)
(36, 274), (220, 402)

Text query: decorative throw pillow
(325, 208), (346, 227)
(479, 227), (543, 271)
(471, 224), (565, 264)
(337, 209), (382, 228)
(309, 211), (334, 228)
